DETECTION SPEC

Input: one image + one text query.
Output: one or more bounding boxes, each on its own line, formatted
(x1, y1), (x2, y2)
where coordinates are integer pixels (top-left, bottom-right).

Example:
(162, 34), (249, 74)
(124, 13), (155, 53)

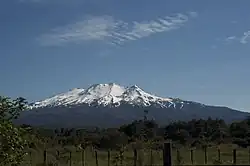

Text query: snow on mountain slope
(30, 83), (187, 109)
(122, 85), (173, 106)
(77, 83), (126, 106)
(32, 88), (85, 108)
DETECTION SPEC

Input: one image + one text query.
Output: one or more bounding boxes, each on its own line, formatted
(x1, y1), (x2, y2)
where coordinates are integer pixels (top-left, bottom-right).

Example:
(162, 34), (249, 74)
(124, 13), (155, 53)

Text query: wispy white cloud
(188, 11), (198, 18)
(225, 36), (237, 43)
(223, 30), (250, 45)
(38, 12), (198, 46)
(240, 31), (250, 44)
(39, 15), (118, 46)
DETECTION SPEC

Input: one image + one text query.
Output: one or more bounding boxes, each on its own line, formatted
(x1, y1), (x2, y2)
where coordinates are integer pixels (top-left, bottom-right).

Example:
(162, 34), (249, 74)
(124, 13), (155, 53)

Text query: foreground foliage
(0, 97), (29, 166)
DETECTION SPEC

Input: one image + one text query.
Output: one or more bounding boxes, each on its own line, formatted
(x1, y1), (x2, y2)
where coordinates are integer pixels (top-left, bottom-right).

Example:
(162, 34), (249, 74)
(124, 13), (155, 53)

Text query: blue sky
(1, 0), (250, 111)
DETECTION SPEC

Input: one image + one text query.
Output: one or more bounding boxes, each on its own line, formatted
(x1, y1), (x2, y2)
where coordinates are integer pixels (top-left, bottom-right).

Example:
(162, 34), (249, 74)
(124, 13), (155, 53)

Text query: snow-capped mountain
(16, 83), (250, 128)
(30, 83), (187, 109)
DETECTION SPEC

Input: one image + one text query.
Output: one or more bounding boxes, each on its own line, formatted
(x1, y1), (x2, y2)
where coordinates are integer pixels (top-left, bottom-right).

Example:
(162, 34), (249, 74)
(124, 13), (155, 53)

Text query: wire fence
(20, 142), (250, 166)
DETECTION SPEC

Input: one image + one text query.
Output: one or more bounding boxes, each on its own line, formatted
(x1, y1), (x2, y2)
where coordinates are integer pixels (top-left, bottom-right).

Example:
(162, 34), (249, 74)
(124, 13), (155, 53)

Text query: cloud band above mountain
(38, 12), (197, 46)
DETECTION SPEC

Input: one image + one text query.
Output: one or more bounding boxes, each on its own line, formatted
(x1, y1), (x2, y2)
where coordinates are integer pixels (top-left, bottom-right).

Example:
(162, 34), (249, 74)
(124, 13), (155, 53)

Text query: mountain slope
(30, 83), (185, 109)
(16, 83), (250, 128)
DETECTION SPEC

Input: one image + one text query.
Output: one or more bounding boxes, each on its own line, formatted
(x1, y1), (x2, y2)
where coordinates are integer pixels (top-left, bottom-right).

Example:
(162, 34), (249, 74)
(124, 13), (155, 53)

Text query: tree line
(31, 116), (250, 149)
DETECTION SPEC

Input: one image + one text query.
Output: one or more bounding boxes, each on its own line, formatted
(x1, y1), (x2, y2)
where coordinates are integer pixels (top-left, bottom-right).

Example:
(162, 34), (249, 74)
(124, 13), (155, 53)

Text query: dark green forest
(29, 115), (250, 150)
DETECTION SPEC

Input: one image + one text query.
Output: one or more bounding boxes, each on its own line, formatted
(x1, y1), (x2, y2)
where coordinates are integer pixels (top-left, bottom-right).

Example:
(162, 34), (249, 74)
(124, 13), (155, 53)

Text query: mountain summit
(17, 83), (250, 128)
(31, 83), (184, 109)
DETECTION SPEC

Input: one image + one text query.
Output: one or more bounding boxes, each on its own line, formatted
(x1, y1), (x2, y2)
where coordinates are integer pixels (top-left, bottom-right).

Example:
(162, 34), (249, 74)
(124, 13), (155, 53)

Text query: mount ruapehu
(15, 83), (250, 127)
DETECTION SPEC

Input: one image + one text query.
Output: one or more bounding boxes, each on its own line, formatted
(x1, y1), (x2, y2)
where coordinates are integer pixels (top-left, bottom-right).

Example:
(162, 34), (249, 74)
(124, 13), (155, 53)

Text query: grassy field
(21, 144), (250, 166)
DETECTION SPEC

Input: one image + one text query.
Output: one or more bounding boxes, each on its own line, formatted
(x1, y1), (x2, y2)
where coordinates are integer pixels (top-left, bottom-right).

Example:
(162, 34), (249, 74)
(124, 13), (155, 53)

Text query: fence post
(176, 149), (182, 165)
(150, 149), (153, 166)
(134, 149), (137, 166)
(43, 150), (47, 165)
(204, 146), (207, 164)
(217, 147), (221, 162)
(248, 147), (250, 164)
(82, 149), (85, 166)
(69, 151), (72, 166)
(57, 150), (60, 157)
(190, 149), (194, 165)
(29, 151), (32, 166)
(163, 141), (172, 166)
(108, 150), (110, 166)
(95, 150), (99, 166)
(233, 149), (236, 165)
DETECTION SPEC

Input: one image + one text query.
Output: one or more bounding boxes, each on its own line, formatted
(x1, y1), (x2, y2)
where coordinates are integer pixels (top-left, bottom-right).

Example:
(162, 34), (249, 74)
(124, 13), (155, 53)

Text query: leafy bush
(0, 97), (29, 166)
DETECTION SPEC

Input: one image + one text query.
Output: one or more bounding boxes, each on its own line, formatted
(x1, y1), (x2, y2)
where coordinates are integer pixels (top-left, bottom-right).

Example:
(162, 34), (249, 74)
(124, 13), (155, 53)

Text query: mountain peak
(84, 83), (125, 97)
(129, 84), (142, 90)
(30, 83), (182, 109)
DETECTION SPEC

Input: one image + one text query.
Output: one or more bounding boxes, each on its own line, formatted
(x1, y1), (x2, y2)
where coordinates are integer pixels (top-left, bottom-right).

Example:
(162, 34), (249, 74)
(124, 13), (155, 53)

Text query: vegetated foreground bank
(20, 116), (250, 165)
(2, 96), (250, 166)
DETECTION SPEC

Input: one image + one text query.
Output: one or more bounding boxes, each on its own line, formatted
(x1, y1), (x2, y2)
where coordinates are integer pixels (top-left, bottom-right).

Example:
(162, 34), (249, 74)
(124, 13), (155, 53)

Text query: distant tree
(119, 121), (139, 139)
(0, 96), (29, 166)
(164, 121), (190, 144)
(230, 121), (249, 138)
(144, 110), (148, 121)
(232, 137), (248, 148)
(245, 116), (250, 126)
(99, 128), (128, 150)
